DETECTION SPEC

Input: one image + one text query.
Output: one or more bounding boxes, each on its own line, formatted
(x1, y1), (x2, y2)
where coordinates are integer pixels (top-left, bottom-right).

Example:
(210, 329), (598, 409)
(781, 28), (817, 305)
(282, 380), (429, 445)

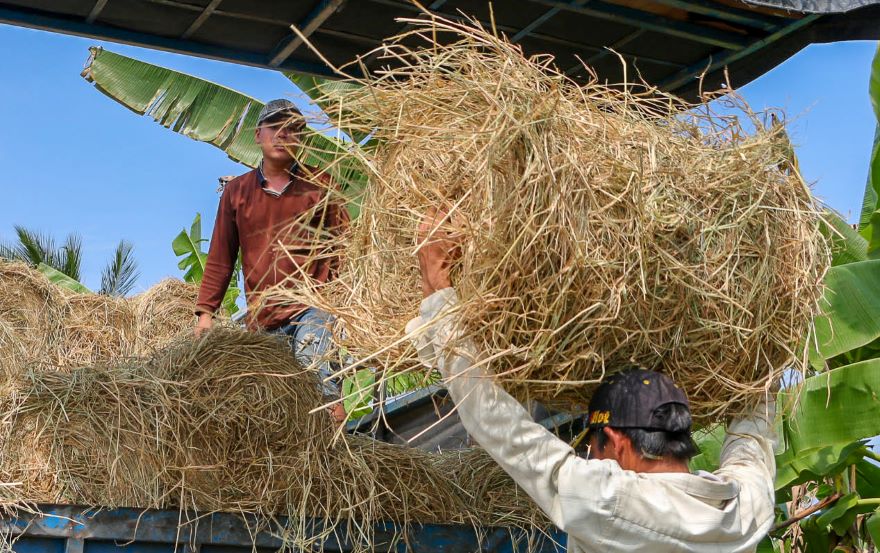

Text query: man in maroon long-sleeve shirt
(195, 99), (350, 420)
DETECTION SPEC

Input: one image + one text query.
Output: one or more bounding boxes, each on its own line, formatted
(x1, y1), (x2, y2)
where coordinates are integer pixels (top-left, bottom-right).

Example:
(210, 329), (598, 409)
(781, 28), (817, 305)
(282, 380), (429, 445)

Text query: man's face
(255, 115), (303, 164)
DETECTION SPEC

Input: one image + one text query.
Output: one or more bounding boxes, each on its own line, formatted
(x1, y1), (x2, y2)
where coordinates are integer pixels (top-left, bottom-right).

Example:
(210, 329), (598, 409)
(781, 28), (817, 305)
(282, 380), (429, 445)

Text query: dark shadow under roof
(1, 0), (878, 99)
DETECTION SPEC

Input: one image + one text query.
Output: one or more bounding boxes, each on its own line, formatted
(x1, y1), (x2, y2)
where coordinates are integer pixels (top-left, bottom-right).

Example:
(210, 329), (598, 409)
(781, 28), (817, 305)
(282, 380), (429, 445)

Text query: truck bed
(2, 504), (565, 553)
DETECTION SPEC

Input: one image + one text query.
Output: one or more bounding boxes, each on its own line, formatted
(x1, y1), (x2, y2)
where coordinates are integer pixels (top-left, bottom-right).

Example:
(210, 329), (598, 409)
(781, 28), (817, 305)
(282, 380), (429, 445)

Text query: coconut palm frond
(100, 240), (140, 296)
(60, 233), (84, 282)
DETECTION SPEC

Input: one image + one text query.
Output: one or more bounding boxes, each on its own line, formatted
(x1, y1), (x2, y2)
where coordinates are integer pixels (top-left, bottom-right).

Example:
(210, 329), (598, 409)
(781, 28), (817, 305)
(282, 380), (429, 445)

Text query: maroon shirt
(195, 165), (349, 330)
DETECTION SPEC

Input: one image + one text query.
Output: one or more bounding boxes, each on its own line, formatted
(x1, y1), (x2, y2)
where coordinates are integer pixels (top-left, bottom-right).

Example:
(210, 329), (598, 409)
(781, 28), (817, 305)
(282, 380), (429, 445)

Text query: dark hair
(594, 403), (699, 462)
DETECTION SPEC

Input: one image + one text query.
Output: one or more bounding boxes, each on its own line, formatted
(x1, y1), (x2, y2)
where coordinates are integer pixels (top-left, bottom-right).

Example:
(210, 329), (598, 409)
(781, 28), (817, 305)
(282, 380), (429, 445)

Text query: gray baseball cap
(257, 99), (303, 125)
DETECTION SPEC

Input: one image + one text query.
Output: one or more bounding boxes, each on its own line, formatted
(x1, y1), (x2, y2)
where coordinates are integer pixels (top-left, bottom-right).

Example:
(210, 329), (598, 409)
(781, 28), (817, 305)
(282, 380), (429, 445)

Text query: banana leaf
(810, 260), (880, 366)
(684, 360), (880, 489)
(858, 44), (880, 255)
(172, 213), (207, 283)
(284, 72), (371, 144)
(821, 209), (868, 266)
(867, 509), (880, 546)
(82, 48), (368, 205)
(688, 424), (725, 473)
(37, 262), (91, 294)
(775, 358), (880, 489)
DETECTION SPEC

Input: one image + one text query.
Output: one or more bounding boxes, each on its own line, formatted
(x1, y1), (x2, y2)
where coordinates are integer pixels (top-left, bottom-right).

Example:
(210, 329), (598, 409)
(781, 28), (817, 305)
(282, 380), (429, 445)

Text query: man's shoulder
(221, 169), (260, 194)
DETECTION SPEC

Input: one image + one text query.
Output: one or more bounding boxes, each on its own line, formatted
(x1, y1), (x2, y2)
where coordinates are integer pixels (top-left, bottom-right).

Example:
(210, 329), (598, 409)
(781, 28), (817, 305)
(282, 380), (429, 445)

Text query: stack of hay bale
(0, 262), (200, 368)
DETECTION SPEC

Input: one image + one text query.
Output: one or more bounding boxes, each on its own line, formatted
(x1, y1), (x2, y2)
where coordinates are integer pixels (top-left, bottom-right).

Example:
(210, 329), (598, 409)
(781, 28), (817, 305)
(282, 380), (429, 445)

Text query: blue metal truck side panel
(1, 505), (566, 553)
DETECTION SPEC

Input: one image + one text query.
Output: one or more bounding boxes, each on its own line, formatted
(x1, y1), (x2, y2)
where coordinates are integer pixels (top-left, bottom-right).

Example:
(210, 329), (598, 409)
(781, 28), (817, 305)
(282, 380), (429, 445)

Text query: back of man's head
(586, 368), (698, 465)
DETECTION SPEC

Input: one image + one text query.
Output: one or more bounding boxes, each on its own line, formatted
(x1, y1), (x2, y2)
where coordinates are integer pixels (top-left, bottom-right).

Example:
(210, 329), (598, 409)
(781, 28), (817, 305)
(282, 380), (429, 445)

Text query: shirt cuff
(405, 288), (460, 369)
(419, 287), (459, 319)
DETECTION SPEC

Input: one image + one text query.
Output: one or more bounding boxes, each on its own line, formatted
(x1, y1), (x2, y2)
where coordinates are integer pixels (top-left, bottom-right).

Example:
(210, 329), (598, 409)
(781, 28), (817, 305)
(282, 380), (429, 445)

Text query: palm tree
(0, 226), (83, 280)
(0, 226), (140, 296)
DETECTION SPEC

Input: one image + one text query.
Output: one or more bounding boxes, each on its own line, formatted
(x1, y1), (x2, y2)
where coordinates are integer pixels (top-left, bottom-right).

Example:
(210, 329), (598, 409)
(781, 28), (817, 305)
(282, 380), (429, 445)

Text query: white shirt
(406, 288), (777, 553)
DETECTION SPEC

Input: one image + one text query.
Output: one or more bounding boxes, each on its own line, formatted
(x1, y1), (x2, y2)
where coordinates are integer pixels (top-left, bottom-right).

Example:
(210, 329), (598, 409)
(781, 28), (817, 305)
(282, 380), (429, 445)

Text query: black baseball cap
(587, 368), (690, 432)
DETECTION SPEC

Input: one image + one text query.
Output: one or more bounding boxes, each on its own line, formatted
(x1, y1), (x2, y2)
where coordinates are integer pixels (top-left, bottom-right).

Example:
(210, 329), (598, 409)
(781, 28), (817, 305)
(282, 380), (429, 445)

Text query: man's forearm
(413, 289), (575, 524)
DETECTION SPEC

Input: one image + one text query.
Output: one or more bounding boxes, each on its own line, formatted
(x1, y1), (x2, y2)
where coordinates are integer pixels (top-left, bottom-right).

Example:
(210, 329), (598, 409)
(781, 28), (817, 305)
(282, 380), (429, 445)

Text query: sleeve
(195, 186), (239, 316)
(407, 288), (617, 531)
(714, 400), (777, 538)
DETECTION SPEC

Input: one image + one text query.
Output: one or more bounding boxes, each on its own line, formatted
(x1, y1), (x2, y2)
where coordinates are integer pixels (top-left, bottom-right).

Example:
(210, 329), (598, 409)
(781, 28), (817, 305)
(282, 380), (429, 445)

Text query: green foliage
(83, 48), (369, 216)
(688, 423), (725, 473)
(822, 209), (867, 266)
(867, 509), (880, 546)
(99, 240), (140, 296)
(37, 262), (91, 293)
(172, 213), (208, 283)
(2, 226), (139, 295)
(808, 260), (880, 368)
(172, 213), (241, 316)
(858, 43), (880, 256)
(1, 225), (83, 281)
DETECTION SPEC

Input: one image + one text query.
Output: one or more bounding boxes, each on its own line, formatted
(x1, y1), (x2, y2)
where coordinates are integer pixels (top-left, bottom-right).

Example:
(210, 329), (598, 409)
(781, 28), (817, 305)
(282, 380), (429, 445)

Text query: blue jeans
(273, 307), (340, 398)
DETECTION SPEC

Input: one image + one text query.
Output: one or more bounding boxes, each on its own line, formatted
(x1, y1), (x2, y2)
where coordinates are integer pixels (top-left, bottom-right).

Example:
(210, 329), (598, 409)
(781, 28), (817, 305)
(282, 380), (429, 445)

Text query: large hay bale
(0, 261), (65, 368)
(0, 366), (163, 507)
(58, 293), (138, 367)
(145, 329), (335, 510)
(280, 17), (829, 418)
(0, 327), (547, 550)
(134, 278), (199, 354)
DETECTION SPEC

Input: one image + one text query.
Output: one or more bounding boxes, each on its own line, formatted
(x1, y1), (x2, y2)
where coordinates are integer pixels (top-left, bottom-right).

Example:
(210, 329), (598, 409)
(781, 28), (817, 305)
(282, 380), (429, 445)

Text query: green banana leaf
(37, 262), (91, 294)
(867, 509), (880, 546)
(775, 358), (880, 488)
(810, 260), (880, 365)
(858, 44), (880, 254)
(172, 213), (207, 283)
(82, 48), (368, 205)
(689, 360), (880, 490)
(821, 209), (867, 266)
(284, 72), (371, 144)
(688, 424), (725, 473)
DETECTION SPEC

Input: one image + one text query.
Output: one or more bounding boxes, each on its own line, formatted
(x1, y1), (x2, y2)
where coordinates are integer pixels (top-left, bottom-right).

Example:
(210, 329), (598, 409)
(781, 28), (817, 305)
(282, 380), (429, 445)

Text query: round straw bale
(146, 329), (334, 508)
(280, 17), (830, 418)
(0, 366), (164, 507)
(134, 278), (199, 354)
(0, 261), (65, 368)
(58, 293), (138, 367)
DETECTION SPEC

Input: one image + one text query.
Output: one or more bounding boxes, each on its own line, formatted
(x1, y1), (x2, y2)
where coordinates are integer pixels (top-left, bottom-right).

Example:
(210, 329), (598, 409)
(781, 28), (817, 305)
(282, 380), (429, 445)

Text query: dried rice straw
(278, 14), (830, 419)
(133, 278), (200, 354)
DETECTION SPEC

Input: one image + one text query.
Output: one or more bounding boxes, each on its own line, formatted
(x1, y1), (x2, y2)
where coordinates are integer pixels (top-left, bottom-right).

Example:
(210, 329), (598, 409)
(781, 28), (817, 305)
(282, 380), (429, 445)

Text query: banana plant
(691, 44), (880, 552)
(172, 213), (240, 316)
(81, 47), (367, 216)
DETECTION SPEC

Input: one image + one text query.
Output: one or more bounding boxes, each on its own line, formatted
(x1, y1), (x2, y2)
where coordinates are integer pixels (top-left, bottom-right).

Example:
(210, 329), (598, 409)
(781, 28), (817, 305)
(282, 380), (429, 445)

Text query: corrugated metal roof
(1, 0), (877, 99)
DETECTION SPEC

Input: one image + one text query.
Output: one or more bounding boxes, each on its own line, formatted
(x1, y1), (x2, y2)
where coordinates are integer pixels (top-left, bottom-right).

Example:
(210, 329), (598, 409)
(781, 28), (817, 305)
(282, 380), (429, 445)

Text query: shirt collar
(256, 161), (298, 186)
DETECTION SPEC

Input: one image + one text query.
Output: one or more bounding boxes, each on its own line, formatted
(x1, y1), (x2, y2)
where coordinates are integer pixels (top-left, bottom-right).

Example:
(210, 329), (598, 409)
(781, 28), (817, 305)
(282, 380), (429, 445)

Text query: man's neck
(262, 159), (292, 180)
(631, 457), (691, 474)
(261, 159), (295, 193)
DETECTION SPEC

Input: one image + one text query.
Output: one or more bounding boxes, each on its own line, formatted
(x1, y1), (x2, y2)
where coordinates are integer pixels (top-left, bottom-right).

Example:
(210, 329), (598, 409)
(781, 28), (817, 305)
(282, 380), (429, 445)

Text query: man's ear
(604, 427), (632, 463)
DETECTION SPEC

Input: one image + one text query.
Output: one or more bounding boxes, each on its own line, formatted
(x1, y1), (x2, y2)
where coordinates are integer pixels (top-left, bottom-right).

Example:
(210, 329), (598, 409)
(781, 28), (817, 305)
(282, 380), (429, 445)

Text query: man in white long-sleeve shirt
(407, 212), (778, 553)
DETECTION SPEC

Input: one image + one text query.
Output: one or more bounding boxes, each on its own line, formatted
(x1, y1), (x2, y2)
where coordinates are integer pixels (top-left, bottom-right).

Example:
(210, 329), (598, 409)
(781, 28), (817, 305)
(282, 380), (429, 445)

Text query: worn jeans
(272, 307), (340, 398)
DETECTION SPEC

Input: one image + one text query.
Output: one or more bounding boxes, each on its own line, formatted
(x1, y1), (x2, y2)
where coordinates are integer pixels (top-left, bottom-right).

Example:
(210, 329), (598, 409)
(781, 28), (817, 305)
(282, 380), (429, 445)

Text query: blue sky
(1, 23), (877, 292)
